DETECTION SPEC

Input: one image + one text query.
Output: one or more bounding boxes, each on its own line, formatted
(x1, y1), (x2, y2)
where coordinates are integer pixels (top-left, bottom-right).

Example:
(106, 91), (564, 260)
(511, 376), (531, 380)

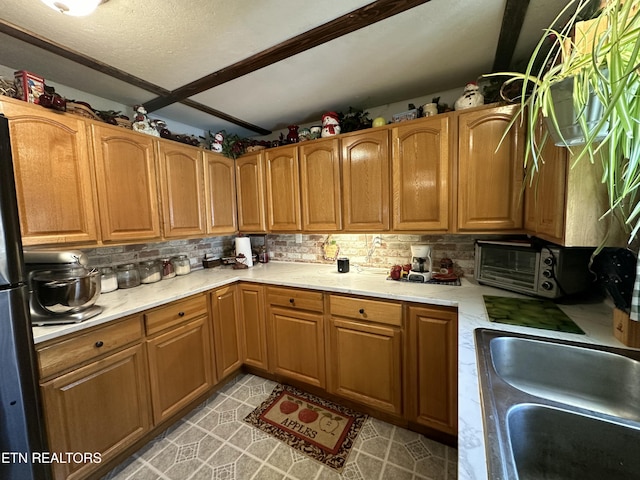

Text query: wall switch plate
(295, 233), (303, 244)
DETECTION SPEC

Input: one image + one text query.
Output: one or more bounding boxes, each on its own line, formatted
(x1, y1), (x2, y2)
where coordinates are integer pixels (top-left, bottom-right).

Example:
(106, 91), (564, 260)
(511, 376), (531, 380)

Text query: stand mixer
(407, 244), (433, 282)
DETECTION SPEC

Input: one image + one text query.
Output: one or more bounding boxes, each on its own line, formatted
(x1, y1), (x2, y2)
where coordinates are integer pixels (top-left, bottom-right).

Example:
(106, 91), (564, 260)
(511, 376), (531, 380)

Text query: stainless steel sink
(507, 403), (640, 480)
(475, 328), (640, 480)
(490, 336), (640, 421)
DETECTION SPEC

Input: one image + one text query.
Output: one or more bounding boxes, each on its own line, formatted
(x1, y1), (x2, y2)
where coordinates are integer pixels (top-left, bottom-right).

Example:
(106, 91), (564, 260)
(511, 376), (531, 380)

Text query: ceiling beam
(0, 19), (270, 134)
(143, 0), (432, 113)
(181, 99), (271, 135)
(492, 0), (531, 72)
(0, 19), (169, 96)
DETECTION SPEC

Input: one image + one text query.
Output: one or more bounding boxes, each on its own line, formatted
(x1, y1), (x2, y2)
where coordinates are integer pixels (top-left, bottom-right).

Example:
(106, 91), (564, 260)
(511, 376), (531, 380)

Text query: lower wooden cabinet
(37, 284), (460, 480)
(405, 304), (458, 435)
(238, 283), (269, 371)
(327, 295), (403, 415)
(266, 287), (325, 388)
(145, 294), (214, 424)
(40, 343), (151, 480)
(210, 285), (244, 379)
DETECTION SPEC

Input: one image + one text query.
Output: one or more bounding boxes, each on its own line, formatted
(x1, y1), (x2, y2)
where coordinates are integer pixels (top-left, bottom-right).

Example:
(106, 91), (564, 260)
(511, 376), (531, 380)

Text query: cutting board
(483, 295), (585, 334)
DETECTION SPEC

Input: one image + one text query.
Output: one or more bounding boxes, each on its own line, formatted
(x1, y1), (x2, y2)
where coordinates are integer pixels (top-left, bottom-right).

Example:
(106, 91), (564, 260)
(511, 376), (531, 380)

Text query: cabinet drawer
(267, 286), (324, 312)
(37, 315), (143, 379)
(145, 293), (208, 336)
(330, 295), (402, 327)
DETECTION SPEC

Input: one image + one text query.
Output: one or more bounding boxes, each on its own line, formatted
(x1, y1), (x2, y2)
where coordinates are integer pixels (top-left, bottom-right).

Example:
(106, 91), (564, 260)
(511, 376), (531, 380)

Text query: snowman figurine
(321, 112), (341, 138)
(454, 83), (484, 110)
(211, 132), (224, 153)
(132, 105), (160, 137)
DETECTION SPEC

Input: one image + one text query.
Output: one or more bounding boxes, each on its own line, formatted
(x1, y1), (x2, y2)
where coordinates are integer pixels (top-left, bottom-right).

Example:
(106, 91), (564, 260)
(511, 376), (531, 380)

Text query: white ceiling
(0, 0), (572, 138)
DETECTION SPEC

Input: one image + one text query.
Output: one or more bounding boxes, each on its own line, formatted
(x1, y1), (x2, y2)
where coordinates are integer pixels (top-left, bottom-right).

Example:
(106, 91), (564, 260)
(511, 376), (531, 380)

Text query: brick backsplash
(81, 236), (237, 270)
(265, 233), (512, 276)
(80, 233), (512, 277)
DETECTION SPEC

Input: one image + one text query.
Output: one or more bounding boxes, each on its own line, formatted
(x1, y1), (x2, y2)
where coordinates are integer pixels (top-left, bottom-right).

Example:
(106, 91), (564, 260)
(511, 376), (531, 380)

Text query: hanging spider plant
(490, 0), (640, 244)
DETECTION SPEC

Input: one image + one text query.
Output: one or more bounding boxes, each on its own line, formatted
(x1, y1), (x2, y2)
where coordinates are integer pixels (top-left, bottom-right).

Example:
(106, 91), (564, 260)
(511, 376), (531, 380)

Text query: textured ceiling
(0, 0), (573, 137)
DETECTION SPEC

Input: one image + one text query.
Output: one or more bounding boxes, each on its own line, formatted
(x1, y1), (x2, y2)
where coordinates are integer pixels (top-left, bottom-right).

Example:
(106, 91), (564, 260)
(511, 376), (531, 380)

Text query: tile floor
(102, 373), (457, 480)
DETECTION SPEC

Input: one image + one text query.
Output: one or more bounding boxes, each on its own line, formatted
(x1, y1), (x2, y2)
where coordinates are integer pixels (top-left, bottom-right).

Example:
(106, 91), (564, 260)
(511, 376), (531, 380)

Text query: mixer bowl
(31, 268), (101, 314)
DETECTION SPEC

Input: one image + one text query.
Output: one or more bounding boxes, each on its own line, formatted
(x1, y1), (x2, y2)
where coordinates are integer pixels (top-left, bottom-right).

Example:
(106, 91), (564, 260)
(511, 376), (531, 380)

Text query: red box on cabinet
(14, 70), (45, 104)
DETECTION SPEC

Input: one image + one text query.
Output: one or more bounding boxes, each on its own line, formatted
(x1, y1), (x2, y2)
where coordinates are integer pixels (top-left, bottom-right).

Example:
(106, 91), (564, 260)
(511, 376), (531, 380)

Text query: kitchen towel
(235, 237), (253, 267)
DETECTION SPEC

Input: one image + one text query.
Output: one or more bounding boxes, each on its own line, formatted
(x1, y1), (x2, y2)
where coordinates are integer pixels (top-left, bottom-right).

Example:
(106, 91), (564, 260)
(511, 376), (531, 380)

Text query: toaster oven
(474, 240), (595, 298)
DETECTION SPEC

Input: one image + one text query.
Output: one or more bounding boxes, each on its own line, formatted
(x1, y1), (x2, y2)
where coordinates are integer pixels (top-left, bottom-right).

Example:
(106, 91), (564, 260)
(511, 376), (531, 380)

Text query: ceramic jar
(422, 103), (438, 117)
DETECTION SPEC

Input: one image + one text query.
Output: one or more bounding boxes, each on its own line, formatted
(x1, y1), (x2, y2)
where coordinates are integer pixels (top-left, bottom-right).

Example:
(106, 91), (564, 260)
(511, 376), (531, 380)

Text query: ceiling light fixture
(40, 0), (108, 17)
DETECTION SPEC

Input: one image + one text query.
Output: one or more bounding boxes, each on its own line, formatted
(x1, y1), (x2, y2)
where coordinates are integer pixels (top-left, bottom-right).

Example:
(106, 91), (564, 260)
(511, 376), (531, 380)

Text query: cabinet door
(158, 142), (206, 238)
(203, 151), (237, 235)
(299, 138), (342, 231)
(328, 317), (402, 415)
(265, 146), (301, 231)
(4, 101), (99, 245)
(147, 316), (214, 424)
(392, 117), (449, 231)
(524, 126), (568, 242)
(238, 283), (268, 371)
(236, 152), (267, 232)
(406, 305), (457, 435)
(267, 305), (325, 388)
(41, 344), (150, 480)
(457, 104), (524, 231)
(211, 285), (244, 380)
(342, 130), (390, 230)
(91, 124), (161, 242)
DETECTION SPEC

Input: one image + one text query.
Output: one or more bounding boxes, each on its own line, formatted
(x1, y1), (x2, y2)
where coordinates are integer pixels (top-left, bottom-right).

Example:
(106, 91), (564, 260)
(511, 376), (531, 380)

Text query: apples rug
(244, 384), (368, 471)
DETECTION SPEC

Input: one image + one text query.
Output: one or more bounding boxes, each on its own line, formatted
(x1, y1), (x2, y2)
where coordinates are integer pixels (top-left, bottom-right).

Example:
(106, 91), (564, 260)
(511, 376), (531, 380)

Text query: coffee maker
(408, 244), (433, 282)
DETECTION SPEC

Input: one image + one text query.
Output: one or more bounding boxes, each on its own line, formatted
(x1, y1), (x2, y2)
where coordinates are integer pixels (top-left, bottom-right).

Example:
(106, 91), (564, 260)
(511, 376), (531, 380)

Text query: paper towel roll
(235, 237), (253, 267)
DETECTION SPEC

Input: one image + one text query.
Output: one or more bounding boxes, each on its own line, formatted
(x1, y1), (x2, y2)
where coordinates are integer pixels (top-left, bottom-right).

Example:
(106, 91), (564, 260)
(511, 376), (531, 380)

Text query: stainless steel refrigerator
(0, 114), (50, 479)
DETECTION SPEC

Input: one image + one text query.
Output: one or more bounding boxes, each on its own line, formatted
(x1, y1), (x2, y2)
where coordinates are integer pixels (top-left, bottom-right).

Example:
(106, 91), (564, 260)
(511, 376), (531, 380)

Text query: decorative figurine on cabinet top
(132, 105), (160, 137)
(454, 82), (484, 110)
(286, 125), (299, 143)
(321, 111), (341, 137)
(211, 131), (224, 153)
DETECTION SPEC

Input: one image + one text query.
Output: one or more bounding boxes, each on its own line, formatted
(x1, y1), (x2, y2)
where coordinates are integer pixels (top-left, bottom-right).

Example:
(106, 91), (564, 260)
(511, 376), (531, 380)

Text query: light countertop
(31, 261), (623, 480)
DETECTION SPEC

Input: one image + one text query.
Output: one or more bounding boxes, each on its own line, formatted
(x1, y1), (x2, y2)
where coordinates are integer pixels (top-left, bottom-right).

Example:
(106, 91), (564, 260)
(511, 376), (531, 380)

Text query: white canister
(422, 103), (438, 117)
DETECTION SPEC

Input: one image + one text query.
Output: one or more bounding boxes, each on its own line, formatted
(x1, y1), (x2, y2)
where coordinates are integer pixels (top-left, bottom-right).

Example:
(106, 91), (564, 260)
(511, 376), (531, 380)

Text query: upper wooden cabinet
(2, 99), (99, 246)
(524, 123), (568, 243)
(236, 152), (267, 233)
(342, 129), (390, 231)
(456, 104), (524, 232)
(91, 124), (161, 242)
(525, 145), (626, 247)
(203, 151), (238, 235)
(392, 117), (449, 231)
(157, 142), (206, 238)
(299, 138), (342, 231)
(264, 145), (302, 231)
